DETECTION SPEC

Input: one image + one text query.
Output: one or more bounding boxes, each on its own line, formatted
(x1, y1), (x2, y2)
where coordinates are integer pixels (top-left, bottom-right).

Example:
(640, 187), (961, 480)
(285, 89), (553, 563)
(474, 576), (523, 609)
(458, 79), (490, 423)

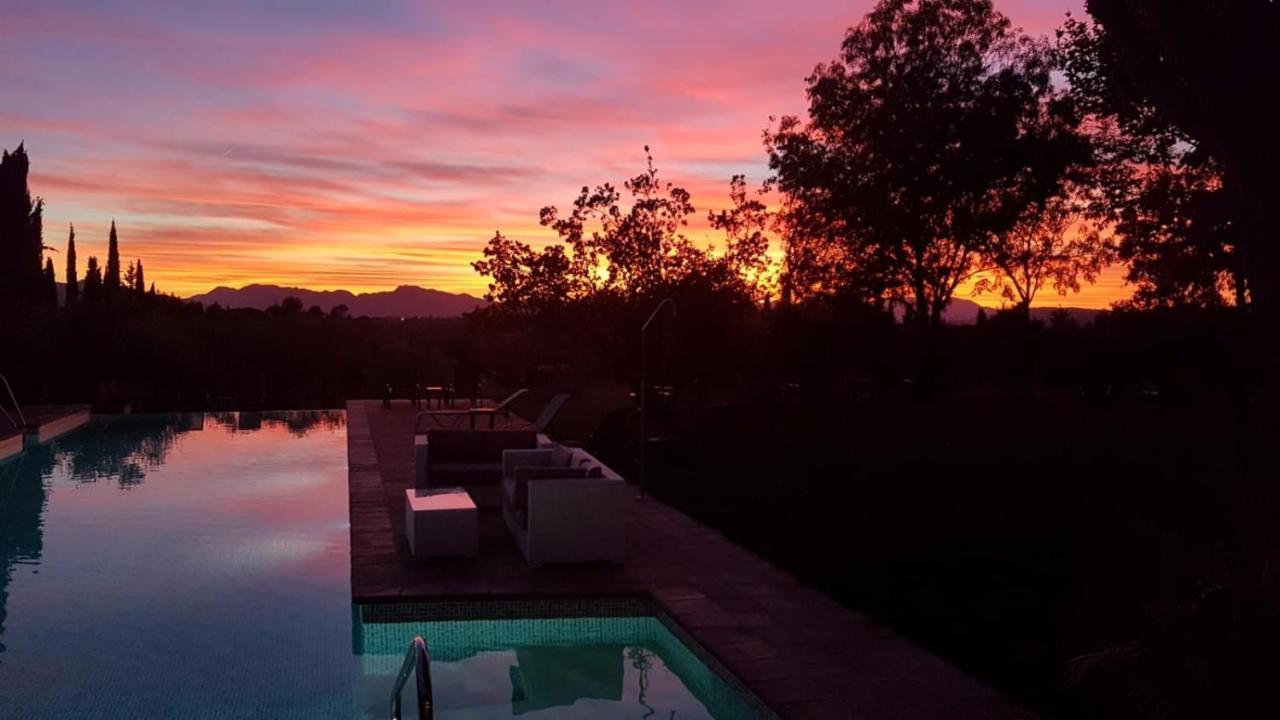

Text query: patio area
(347, 399), (1033, 719)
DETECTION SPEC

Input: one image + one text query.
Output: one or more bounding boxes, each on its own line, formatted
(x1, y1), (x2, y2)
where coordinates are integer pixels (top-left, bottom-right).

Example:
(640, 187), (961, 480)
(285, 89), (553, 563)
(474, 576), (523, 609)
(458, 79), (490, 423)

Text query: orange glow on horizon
(6, 0), (1107, 305)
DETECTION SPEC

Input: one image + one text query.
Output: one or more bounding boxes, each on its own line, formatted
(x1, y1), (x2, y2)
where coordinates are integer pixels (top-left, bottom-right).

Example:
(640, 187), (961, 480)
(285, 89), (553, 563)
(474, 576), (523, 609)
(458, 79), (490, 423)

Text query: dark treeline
(3, 298), (490, 411)
(3, 277), (1266, 416)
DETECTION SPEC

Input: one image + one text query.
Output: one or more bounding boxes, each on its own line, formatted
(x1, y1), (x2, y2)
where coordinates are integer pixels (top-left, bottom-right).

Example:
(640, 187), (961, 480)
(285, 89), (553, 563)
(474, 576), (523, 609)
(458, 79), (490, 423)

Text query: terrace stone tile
(346, 399), (1035, 720)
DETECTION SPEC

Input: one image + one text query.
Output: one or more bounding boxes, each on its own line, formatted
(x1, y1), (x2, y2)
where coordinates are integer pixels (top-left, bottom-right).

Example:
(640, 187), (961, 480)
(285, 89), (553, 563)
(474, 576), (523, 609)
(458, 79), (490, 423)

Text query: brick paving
(347, 399), (1034, 719)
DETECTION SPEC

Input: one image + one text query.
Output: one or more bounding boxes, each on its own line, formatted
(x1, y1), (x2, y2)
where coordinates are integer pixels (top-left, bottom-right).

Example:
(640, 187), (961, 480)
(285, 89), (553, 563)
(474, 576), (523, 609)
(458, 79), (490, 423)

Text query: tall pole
(639, 298), (675, 498)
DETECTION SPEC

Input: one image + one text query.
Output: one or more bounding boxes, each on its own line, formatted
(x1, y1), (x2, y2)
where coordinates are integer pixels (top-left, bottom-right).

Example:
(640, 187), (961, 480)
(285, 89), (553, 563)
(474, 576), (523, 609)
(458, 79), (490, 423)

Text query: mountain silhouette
(185, 284), (486, 318)
(894, 298), (1102, 325)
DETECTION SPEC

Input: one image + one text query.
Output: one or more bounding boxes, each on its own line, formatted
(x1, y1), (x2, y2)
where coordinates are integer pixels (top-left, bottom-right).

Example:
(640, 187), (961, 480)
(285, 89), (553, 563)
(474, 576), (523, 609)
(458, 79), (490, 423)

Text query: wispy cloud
(1, 0), (1092, 301)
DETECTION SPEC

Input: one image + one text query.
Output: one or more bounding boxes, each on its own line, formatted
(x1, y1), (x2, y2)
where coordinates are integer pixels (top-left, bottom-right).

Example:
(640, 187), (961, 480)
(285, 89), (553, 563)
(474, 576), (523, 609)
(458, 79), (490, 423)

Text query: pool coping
(0, 432), (21, 462)
(347, 399), (1037, 719)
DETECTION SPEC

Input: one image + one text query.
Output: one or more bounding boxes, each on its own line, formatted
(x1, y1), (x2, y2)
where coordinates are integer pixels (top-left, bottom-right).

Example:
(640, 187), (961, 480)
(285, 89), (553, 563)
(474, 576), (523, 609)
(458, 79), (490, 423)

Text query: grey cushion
(429, 461), (503, 487)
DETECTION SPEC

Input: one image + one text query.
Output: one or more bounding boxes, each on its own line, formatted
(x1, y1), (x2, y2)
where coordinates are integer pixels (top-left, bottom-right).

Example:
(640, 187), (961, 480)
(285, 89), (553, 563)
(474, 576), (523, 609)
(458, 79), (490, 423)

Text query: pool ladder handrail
(390, 635), (433, 720)
(0, 374), (25, 429)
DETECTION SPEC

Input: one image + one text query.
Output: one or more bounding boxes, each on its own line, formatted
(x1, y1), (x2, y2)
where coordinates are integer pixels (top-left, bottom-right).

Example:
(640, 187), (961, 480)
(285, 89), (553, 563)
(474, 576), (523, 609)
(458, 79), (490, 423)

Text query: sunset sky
(2, 0), (1125, 307)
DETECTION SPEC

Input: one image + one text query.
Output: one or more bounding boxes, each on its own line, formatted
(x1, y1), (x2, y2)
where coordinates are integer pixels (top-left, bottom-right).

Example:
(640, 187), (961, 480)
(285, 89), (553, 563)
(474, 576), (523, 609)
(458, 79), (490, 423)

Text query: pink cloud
(3, 0), (1095, 302)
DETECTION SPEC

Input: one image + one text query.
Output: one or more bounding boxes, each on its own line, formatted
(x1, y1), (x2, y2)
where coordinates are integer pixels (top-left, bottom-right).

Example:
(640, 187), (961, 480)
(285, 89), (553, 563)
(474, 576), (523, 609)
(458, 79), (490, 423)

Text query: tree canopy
(473, 147), (769, 317)
(767, 0), (1091, 327)
(0, 143), (47, 304)
(1079, 0), (1280, 313)
(1058, 14), (1245, 309)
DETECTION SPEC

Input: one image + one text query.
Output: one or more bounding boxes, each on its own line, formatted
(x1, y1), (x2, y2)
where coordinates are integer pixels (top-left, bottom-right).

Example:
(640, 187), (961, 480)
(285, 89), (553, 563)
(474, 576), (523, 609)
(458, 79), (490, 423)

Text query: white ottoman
(404, 487), (478, 558)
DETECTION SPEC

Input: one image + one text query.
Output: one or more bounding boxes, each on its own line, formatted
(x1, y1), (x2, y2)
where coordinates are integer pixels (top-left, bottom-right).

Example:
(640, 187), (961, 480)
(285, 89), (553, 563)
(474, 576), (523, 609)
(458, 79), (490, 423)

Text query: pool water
(356, 611), (763, 719)
(0, 414), (764, 719)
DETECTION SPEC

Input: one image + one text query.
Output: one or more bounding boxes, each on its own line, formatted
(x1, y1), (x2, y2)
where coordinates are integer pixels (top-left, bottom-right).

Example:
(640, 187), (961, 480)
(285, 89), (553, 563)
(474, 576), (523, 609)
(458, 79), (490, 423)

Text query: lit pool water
(356, 609), (764, 719)
(0, 414), (764, 719)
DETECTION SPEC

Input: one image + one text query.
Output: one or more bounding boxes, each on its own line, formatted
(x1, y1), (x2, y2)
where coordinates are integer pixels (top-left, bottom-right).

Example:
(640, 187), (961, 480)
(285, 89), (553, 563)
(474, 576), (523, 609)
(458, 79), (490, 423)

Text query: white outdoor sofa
(500, 445), (629, 566)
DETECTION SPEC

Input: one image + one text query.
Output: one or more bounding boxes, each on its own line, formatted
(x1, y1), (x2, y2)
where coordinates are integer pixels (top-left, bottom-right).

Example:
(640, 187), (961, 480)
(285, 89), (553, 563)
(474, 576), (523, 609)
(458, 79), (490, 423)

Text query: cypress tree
(64, 223), (78, 304)
(83, 255), (102, 304)
(29, 198), (44, 301)
(0, 143), (45, 303)
(134, 259), (145, 295)
(105, 219), (120, 297)
(43, 257), (57, 305)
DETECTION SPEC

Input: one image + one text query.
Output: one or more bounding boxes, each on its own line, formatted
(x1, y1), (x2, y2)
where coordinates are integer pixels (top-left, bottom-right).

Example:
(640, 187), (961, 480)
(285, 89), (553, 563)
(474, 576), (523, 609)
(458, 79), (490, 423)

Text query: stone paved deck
(347, 399), (1033, 719)
(0, 404), (91, 443)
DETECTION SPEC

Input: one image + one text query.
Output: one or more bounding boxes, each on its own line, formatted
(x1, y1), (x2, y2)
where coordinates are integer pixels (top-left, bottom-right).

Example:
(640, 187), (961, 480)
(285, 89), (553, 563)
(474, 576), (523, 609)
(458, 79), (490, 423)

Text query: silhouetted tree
(42, 257), (57, 305)
(474, 150), (768, 387)
(976, 194), (1112, 317)
(280, 296), (304, 314)
(30, 197), (45, 295)
(124, 260), (137, 296)
(1058, 15), (1244, 310)
(105, 219), (121, 298)
(0, 143), (46, 304)
(708, 175), (775, 302)
(134, 259), (145, 296)
(64, 224), (78, 304)
(772, 194), (858, 305)
(1081, 1), (1278, 314)
(767, 0), (1089, 327)
(473, 232), (580, 318)
(537, 146), (743, 299)
(82, 255), (103, 304)
(1118, 164), (1240, 309)
(476, 148), (765, 314)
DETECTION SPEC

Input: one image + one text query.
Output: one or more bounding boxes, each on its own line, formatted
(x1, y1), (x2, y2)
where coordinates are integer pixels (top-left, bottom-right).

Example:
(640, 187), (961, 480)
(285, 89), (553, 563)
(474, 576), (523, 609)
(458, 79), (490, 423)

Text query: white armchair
(500, 446), (629, 566)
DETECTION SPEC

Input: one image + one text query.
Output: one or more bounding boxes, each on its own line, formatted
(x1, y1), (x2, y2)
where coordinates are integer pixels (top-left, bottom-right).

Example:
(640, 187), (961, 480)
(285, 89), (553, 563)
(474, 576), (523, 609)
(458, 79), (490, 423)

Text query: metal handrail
(390, 636), (433, 720)
(0, 374), (25, 429)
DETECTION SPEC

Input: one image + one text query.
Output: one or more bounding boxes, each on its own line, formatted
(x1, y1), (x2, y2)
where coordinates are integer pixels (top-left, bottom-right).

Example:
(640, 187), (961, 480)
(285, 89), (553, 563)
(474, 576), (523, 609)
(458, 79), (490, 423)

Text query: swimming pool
(356, 602), (766, 719)
(0, 413), (766, 719)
